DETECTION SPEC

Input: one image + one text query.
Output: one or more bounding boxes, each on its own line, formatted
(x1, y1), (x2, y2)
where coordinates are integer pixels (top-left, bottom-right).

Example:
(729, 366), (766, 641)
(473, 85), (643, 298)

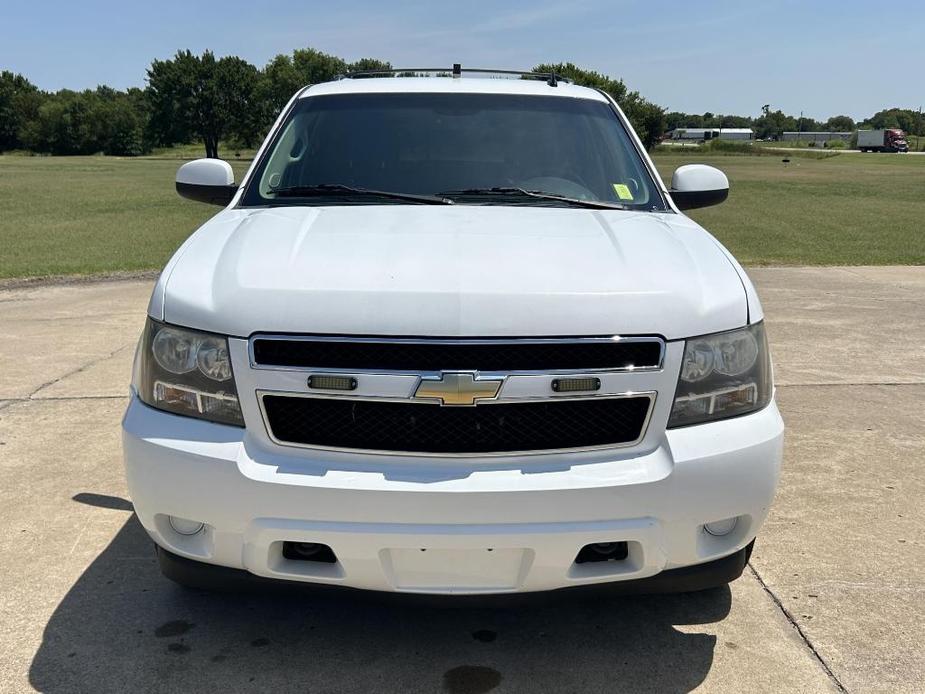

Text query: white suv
(123, 68), (783, 596)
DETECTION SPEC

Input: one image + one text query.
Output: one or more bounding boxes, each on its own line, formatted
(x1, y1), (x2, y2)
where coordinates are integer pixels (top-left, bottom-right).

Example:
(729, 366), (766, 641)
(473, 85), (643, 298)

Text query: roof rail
(340, 64), (570, 87)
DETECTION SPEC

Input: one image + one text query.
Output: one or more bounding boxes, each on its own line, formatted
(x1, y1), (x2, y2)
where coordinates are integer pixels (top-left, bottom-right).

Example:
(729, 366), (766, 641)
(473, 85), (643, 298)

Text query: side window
(259, 113), (312, 195)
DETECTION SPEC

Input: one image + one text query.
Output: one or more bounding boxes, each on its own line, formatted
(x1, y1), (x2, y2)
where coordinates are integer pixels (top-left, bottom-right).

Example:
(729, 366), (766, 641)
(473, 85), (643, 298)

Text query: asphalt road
(768, 148), (925, 155)
(1, 267), (923, 693)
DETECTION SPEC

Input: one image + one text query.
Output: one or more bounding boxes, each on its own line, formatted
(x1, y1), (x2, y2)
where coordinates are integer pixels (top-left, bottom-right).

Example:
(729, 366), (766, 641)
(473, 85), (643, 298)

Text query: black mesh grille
(262, 395), (652, 454)
(252, 338), (662, 372)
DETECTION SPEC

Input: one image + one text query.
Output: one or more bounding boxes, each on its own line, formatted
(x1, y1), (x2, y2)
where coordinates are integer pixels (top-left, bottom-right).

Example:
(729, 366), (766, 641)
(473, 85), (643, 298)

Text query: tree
(86, 86), (147, 155)
(18, 86), (147, 156)
(624, 98), (667, 149)
(348, 58), (392, 74)
(753, 108), (797, 140)
(20, 90), (87, 154)
(256, 54), (302, 125)
(146, 50), (259, 158)
(255, 50), (390, 132)
(532, 62), (665, 149)
(721, 114), (752, 128)
(867, 108), (920, 134)
(292, 48), (348, 85)
(145, 50), (198, 148)
(825, 115), (855, 132)
(0, 71), (42, 151)
(665, 112), (705, 129)
(215, 56), (261, 147)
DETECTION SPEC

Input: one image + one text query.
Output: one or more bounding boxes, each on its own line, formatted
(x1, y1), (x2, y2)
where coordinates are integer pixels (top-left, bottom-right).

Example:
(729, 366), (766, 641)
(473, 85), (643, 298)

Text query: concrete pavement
(0, 267), (922, 693)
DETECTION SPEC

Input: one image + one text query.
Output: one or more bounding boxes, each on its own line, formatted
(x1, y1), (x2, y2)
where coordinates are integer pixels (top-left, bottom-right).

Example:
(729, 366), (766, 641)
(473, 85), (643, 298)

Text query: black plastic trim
(671, 188), (729, 211)
(252, 337), (664, 372)
(176, 181), (238, 206)
(155, 541), (753, 604)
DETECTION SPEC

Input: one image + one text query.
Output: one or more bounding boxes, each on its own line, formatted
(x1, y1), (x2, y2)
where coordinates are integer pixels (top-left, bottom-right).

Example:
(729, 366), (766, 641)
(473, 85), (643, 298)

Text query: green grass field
(0, 152), (923, 279)
(655, 153), (925, 265)
(0, 156), (250, 280)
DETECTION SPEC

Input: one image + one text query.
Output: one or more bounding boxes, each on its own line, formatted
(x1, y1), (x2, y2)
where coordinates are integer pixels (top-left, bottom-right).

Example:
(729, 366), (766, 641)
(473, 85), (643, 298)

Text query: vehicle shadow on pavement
(30, 512), (731, 694)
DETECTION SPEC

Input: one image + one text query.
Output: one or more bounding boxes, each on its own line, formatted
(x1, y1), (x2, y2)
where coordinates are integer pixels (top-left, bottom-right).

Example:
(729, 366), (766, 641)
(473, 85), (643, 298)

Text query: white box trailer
(857, 129), (908, 152)
(668, 128), (753, 142)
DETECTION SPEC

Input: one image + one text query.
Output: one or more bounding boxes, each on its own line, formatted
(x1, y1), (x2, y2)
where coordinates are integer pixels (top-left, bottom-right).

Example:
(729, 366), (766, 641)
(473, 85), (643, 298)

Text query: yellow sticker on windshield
(613, 183), (634, 201)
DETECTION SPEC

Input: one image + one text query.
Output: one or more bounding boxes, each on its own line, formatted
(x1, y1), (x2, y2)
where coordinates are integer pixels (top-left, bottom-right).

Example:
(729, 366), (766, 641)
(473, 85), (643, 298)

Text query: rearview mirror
(670, 164), (729, 210)
(176, 159), (237, 206)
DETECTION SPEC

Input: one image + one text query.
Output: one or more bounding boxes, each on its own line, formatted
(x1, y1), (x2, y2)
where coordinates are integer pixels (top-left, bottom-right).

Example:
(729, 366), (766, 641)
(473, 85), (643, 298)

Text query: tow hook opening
(575, 541), (629, 564)
(282, 541), (338, 564)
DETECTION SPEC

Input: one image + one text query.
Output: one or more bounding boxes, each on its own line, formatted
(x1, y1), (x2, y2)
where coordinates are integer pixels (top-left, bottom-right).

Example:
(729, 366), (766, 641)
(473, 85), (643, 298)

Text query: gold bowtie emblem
(414, 372), (503, 406)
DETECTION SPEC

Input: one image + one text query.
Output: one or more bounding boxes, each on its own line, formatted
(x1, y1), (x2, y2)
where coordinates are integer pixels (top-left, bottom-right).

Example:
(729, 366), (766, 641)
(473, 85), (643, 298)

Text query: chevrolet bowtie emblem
(414, 372), (503, 406)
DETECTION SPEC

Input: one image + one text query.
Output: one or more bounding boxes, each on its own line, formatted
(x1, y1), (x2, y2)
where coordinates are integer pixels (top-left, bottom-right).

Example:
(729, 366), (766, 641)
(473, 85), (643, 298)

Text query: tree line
(0, 51), (667, 157)
(0, 49), (390, 157)
(1, 48), (921, 157)
(666, 104), (924, 140)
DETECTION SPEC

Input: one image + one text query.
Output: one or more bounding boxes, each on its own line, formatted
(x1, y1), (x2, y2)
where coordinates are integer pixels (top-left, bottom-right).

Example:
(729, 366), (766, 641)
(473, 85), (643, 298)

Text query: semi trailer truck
(857, 129), (909, 152)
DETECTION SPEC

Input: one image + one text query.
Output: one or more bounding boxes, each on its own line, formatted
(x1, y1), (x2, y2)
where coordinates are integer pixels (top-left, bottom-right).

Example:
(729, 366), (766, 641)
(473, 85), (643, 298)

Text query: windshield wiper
(271, 184), (452, 205)
(438, 187), (627, 210)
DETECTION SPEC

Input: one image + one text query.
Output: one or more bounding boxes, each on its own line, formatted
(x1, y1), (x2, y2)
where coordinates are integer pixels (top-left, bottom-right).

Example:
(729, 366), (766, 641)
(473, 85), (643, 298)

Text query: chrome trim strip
(248, 334), (666, 375)
(256, 389), (656, 458)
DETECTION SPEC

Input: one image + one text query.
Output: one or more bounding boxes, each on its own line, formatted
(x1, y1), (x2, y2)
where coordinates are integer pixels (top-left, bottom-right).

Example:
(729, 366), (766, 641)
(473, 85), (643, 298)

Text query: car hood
(156, 205), (747, 339)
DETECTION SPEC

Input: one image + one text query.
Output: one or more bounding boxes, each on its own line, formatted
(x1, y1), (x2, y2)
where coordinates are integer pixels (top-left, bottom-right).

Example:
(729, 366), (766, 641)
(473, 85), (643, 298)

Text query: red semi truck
(857, 129), (909, 153)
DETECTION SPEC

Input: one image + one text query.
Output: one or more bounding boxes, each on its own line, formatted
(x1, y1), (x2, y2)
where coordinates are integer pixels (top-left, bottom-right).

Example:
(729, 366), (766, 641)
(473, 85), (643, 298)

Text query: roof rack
(340, 64), (570, 87)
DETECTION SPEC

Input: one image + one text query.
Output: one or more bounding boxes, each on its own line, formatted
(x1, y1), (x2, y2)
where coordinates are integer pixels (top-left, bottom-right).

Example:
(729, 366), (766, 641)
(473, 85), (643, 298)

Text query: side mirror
(176, 159), (237, 206)
(670, 164), (729, 210)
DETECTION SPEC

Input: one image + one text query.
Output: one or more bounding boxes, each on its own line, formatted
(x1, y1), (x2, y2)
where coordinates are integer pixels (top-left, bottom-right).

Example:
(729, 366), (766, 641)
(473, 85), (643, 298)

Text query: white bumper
(122, 396), (783, 595)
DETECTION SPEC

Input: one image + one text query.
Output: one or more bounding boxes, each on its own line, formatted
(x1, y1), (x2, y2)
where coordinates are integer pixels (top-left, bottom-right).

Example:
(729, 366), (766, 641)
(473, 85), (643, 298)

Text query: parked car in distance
(123, 67), (783, 597)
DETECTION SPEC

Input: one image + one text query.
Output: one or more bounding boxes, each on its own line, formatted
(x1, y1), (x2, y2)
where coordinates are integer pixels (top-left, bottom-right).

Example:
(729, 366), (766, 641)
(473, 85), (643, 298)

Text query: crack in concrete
(2, 395), (126, 404)
(748, 563), (848, 693)
(777, 382), (925, 388)
(25, 343), (134, 401)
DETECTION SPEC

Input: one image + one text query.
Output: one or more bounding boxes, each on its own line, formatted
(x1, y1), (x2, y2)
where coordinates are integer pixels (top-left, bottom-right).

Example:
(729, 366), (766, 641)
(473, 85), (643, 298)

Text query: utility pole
(915, 106), (922, 152)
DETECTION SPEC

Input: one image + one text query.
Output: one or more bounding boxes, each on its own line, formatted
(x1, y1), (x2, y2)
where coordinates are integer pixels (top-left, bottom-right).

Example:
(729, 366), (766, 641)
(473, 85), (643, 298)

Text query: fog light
(168, 516), (204, 536)
(704, 517), (738, 537)
(575, 541), (629, 564)
(282, 541), (338, 563)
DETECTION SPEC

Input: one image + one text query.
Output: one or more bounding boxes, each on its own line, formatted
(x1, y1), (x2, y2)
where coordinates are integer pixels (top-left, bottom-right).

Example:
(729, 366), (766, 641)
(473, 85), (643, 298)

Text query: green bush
(20, 88), (148, 156)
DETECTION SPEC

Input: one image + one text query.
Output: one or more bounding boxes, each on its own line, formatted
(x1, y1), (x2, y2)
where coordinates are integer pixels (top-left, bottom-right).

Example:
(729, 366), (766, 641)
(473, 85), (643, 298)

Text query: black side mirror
(176, 159), (238, 206)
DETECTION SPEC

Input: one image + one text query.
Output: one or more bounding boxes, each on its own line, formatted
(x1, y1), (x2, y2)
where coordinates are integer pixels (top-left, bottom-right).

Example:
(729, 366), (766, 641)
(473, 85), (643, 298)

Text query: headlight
(133, 319), (244, 426)
(668, 322), (772, 428)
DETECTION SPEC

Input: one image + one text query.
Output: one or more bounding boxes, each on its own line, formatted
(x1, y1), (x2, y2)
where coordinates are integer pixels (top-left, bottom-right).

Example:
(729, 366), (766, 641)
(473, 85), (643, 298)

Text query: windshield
(240, 92), (665, 210)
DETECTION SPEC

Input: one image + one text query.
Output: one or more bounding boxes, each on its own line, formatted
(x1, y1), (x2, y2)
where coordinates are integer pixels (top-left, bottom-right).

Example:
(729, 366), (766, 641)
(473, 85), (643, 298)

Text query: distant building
(780, 131), (853, 143)
(667, 128), (754, 142)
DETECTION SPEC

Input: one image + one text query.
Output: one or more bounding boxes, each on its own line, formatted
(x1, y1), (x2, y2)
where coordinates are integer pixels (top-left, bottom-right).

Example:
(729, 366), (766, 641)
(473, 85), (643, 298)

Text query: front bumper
(122, 396), (783, 595)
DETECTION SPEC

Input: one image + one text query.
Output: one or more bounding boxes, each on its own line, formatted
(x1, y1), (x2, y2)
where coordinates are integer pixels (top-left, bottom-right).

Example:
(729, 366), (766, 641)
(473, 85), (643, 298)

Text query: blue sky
(2, 0), (922, 120)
